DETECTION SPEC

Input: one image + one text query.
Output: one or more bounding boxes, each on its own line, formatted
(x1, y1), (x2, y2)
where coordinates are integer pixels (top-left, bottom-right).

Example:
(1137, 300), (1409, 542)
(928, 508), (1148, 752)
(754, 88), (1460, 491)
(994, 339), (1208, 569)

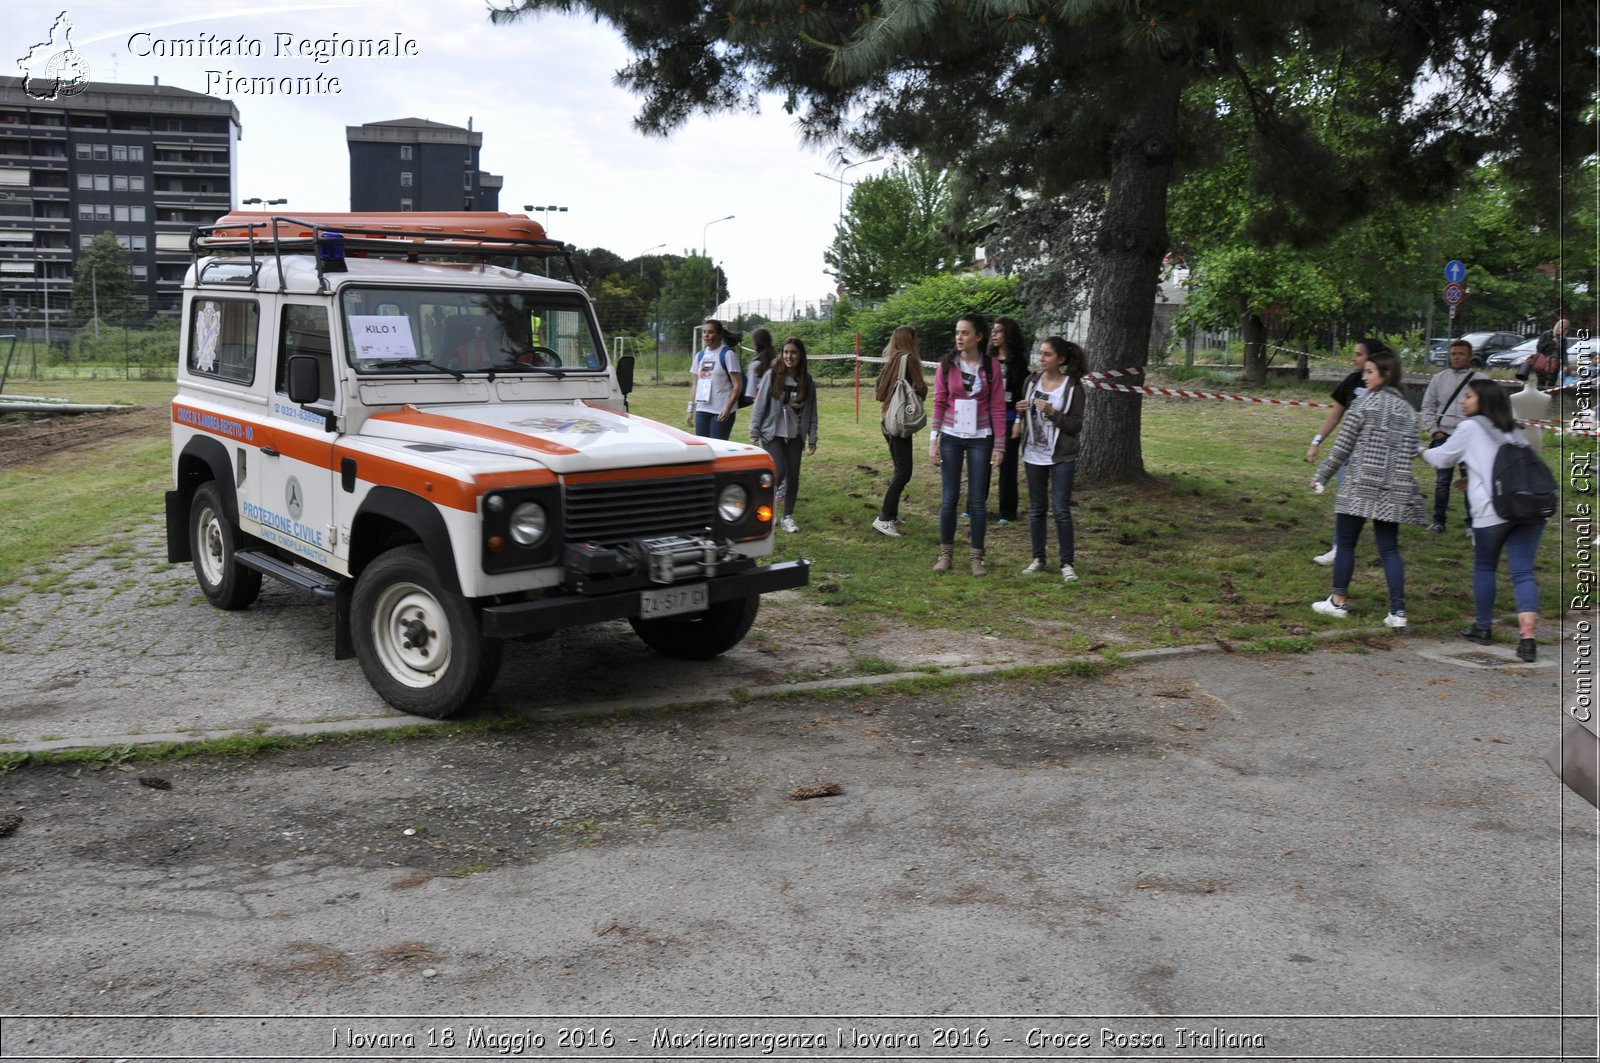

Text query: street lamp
(816, 155), (883, 220)
(242, 197), (286, 206)
(524, 204), (568, 230)
(523, 205), (569, 275)
(701, 215), (734, 318)
(701, 215), (734, 259)
(637, 242), (666, 278)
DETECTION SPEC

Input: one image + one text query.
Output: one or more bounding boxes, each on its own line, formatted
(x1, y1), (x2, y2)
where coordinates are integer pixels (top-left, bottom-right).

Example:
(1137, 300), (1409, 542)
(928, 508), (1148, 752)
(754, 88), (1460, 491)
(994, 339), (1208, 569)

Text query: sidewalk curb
(2, 626), (1552, 757)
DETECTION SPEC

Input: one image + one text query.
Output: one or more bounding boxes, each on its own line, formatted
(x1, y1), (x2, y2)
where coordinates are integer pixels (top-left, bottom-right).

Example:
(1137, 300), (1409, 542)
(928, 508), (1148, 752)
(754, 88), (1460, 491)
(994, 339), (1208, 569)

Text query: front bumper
(479, 558), (810, 638)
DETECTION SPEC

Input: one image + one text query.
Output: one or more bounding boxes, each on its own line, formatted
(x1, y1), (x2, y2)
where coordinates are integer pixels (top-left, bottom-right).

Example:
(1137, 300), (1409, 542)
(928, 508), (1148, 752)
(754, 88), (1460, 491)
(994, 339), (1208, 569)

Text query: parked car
(1428, 331), (1525, 367)
(1486, 336), (1539, 369)
(1425, 337), (1454, 361)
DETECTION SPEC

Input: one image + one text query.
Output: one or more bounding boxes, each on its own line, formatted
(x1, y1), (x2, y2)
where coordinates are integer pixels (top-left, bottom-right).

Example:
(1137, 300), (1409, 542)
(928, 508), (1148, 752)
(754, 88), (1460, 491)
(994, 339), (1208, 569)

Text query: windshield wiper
(380, 358), (463, 381)
(496, 363), (567, 379)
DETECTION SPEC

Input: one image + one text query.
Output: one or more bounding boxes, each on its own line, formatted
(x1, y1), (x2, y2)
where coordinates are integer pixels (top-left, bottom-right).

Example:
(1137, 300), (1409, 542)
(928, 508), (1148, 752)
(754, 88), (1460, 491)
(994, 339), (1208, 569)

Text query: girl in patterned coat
(1310, 348), (1429, 627)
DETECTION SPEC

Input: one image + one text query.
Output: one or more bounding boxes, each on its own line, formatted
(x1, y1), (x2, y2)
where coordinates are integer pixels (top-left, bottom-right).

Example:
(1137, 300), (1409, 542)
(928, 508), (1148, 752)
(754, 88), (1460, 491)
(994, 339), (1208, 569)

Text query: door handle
(261, 446), (280, 457)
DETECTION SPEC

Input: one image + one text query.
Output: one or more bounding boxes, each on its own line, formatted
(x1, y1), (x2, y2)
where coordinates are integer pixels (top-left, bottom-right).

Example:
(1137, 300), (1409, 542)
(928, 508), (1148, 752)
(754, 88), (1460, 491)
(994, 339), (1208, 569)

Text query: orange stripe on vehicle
(565, 463), (715, 485)
(719, 453), (776, 473)
(333, 447), (485, 511)
(370, 406), (579, 455)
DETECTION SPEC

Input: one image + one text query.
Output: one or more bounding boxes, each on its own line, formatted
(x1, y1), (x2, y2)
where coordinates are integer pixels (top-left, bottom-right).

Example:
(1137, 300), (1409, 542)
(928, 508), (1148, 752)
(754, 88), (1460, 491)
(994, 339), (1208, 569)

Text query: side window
(188, 299), (259, 384)
(276, 304), (335, 402)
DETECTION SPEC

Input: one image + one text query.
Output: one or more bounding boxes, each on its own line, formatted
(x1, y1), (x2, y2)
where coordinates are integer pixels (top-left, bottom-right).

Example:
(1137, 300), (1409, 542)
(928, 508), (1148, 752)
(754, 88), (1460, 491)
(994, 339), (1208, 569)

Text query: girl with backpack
(929, 312), (1007, 575)
(1016, 337), (1087, 582)
(1421, 379), (1547, 661)
(685, 318), (744, 439)
(872, 325), (928, 537)
(749, 336), (818, 533)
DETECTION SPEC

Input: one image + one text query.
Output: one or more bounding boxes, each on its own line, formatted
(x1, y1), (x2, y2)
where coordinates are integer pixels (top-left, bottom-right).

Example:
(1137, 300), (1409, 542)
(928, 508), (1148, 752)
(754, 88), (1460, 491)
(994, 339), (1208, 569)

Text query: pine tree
(492, 0), (1589, 481)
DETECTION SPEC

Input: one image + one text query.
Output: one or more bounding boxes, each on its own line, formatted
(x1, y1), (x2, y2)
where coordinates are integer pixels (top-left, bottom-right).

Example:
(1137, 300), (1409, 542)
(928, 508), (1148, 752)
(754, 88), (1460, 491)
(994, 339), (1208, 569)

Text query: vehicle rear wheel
(351, 545), (502, 718)
(629, 594), (760, 660)
(189, 482), (261, 610)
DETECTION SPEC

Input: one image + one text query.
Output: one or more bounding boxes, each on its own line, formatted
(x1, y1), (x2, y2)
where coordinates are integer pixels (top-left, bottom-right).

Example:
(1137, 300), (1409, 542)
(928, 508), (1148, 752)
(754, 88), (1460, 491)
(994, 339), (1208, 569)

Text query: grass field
(0, 373), (1582, 649)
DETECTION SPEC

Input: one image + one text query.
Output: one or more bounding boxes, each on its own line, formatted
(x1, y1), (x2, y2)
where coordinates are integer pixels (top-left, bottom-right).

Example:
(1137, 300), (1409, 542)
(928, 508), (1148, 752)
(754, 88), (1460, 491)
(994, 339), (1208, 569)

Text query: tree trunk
(1241, 312), (1267, 385)
(1079, 78), (1183, 485)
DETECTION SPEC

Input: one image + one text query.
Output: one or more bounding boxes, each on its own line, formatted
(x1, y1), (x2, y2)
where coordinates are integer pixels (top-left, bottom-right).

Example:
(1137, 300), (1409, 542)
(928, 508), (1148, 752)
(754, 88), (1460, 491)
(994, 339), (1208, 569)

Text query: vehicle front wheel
(189, 482), (261, 610)
(351, 545), (502, 718)
(629, 594), (760, 660)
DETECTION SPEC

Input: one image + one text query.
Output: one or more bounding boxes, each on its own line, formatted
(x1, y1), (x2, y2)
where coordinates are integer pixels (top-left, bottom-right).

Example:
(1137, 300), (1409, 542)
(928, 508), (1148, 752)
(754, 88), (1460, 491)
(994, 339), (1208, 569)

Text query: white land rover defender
(166, 212), (807, 718)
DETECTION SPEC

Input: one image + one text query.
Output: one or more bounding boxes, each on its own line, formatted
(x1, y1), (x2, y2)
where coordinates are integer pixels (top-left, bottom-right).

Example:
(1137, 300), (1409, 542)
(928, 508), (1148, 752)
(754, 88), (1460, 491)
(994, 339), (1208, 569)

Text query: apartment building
(346, 117), (501, 213)
(0, 76), (240, 330)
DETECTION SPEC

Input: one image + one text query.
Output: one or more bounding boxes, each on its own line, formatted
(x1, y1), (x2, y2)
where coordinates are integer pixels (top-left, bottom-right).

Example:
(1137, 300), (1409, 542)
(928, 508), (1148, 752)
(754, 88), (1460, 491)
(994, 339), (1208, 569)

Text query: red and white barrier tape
(823, 353), (1597, 435)
(1083, 377), (1339, 409)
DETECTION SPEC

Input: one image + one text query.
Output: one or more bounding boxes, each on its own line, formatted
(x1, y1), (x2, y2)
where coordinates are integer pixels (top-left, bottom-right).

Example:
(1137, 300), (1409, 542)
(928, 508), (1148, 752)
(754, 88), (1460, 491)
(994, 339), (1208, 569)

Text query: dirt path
(0, 403), (163, 470)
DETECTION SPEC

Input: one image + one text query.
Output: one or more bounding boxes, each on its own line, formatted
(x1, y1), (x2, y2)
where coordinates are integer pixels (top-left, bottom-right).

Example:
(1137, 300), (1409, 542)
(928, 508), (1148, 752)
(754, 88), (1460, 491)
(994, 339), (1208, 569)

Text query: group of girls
(1309, 339), (1547, 660)
(874, 314), (1086, 580)
(688, 319), (818, 534)
(700, 316), (1544, 657)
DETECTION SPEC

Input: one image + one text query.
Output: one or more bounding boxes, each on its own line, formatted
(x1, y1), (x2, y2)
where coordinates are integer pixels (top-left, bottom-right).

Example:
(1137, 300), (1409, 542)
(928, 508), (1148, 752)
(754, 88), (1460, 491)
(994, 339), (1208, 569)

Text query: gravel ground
(1, 634), (1594, 1060)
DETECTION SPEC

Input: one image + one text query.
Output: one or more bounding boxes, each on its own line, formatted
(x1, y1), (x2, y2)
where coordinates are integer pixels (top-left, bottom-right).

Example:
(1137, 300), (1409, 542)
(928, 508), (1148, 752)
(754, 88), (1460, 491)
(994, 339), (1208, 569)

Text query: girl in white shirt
(1421, 379), (1546, 661)
(1016, 337), (1088, 582)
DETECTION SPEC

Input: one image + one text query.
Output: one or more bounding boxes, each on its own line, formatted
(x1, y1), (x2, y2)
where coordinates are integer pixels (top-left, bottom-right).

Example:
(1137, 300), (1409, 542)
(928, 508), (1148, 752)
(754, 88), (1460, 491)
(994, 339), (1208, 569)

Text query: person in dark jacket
(989, 315), (1031, 525)
(1016, 337), (1087, 582)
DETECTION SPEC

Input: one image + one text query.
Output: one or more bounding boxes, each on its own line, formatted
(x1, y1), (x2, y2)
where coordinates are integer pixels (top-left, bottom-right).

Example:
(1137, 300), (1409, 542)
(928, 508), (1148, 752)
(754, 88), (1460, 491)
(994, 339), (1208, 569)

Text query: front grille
(563, 475), (716, 546)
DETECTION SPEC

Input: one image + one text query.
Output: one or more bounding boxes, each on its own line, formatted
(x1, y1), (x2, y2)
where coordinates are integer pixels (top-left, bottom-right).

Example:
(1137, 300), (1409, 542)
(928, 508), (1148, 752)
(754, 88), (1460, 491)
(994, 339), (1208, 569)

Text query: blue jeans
(1428, 435), (1470, 528)
(694, 410), (735, 439)
(939, 434), (994, 549)
(1470, 520), (1544, 628)
(1025, 460), (1076, 565)
(1331, 512), (1405, 614)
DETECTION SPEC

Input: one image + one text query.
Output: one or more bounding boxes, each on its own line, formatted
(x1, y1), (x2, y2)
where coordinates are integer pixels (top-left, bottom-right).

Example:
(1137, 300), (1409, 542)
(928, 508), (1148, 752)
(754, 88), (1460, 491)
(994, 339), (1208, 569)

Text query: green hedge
(780, 272), (1024, 377)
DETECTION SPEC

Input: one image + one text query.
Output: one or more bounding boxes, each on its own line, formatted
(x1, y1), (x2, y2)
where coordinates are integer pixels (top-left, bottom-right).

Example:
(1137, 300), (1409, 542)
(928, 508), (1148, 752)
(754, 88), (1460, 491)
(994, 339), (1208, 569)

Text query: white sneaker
(1383, 611), (1407, 629)
(871, 517), (901, 537)
(1312, 596), (1348, 619)
(1021, 558), (1047, 574)
(1060, 564), (1078, 583)
(780, 516), (799, 533)
(1313, 547), (1337, 566)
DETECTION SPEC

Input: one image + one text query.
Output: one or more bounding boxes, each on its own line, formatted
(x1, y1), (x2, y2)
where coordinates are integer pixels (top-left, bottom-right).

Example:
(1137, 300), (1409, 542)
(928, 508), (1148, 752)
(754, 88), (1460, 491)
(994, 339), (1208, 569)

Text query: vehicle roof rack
(190, 212), (574, 292)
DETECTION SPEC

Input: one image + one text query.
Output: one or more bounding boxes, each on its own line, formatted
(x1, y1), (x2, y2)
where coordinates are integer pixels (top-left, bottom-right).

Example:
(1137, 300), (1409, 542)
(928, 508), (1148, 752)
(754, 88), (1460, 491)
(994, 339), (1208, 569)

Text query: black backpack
(1489, 425), (1559, 523)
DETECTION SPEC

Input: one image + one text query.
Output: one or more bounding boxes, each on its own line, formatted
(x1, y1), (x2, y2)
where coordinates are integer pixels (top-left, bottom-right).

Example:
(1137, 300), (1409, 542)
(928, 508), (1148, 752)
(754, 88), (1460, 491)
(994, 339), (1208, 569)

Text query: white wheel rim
(370, 581), (452, 689)
(196, 505), (226, 587)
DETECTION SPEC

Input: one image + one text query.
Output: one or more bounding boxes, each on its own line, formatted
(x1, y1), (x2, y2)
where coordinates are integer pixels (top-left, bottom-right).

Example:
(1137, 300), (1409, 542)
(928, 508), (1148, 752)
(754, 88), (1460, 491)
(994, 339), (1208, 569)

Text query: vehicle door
(258, 303), (340, 570)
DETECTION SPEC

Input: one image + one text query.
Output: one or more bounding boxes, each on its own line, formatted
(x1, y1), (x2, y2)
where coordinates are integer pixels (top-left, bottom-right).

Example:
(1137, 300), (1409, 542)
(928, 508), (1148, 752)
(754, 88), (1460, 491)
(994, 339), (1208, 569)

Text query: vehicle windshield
(339, 287), (604, 375)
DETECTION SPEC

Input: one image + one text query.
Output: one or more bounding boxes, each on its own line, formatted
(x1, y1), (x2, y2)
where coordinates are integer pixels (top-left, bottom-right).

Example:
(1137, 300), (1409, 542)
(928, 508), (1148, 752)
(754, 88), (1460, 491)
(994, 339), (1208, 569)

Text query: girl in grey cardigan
(749, 336), (818, 533)
(1310, 349), (1428, 627)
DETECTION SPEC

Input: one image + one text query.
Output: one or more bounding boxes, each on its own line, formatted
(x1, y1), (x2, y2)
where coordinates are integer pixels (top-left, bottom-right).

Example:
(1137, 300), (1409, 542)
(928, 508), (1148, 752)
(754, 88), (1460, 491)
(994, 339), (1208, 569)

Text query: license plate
(639, 583), (708, 619)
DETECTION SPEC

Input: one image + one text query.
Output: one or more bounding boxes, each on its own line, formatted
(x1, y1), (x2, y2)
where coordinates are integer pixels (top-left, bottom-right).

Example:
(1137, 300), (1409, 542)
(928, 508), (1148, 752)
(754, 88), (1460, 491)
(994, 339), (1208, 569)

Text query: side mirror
(615, 353), (635, 396)
(287, 355), (322, 404)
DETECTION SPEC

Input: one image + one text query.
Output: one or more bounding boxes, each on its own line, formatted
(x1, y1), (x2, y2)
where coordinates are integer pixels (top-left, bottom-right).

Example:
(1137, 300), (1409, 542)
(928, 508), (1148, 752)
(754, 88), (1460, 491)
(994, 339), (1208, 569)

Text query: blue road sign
(1445, 260), (1467, 284)
(1444, 282), (1465, 306)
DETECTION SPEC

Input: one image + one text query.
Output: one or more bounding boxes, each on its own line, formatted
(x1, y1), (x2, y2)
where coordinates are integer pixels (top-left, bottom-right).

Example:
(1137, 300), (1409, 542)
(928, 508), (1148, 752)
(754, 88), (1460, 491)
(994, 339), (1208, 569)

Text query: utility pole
(91, 264), (100, 341)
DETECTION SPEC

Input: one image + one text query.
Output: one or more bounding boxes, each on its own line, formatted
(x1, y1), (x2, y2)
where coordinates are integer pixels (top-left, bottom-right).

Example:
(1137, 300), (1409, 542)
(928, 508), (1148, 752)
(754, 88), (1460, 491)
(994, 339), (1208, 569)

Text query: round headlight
(717, 484), (749, 523)
(508, 501), (548, 546)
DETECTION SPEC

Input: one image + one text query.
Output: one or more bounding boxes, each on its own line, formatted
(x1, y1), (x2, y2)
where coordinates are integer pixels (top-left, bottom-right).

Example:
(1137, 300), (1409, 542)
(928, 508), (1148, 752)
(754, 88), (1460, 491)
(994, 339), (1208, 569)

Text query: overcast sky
(6, 0), (887, 316)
